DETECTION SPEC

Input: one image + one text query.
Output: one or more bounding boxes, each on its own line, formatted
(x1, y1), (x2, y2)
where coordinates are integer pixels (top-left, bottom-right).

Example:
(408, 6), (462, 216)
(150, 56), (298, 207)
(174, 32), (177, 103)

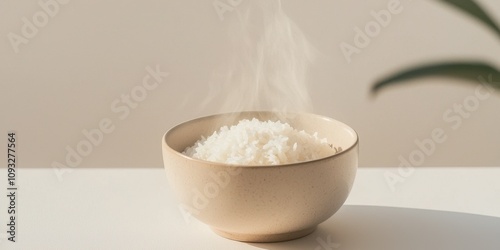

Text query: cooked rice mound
(183, 118), (335, 165)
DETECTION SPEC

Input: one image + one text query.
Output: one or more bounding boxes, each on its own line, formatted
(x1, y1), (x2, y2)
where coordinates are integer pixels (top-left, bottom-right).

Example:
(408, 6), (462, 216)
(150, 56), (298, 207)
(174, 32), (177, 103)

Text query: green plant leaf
(439, 0), (500, 38)
(372, 62), (500, 94)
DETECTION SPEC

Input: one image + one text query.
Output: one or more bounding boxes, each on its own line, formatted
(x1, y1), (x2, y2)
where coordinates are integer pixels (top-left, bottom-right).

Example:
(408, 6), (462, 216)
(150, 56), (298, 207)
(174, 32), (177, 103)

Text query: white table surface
(1, 167), (499, 250)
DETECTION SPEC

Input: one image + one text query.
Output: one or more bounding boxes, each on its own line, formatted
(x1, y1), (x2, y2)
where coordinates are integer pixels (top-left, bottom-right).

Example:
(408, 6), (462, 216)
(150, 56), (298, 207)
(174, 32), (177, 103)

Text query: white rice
(183, 118), (337, 165)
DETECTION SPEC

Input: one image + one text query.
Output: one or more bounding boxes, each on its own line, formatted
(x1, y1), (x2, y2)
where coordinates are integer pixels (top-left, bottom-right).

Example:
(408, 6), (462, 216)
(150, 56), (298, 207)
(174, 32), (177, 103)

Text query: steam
(204, 0), (317, 115)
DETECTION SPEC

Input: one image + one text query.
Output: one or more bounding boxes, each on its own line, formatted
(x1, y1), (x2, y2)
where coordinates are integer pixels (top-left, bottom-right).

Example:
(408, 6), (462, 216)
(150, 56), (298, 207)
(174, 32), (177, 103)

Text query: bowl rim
(162, 111), (359, 168)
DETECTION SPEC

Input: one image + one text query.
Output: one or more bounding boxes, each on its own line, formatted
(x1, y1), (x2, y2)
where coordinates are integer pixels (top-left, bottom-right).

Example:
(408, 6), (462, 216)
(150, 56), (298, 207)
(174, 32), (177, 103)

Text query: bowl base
(211, 226), (316, 243)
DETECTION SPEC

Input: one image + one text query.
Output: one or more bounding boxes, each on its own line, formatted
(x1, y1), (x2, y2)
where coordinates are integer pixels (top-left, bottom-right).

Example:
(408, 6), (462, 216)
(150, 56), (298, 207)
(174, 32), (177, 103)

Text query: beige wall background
(1, 0), (499, 168)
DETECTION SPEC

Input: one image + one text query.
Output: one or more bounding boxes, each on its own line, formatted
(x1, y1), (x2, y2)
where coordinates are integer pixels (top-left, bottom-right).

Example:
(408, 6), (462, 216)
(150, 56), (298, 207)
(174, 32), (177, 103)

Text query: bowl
(162, 111), (358, 242)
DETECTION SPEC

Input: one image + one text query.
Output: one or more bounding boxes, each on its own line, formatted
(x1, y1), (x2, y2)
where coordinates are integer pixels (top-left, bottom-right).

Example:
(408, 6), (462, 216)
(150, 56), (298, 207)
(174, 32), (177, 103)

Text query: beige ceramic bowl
(162, 111), (358, 242)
